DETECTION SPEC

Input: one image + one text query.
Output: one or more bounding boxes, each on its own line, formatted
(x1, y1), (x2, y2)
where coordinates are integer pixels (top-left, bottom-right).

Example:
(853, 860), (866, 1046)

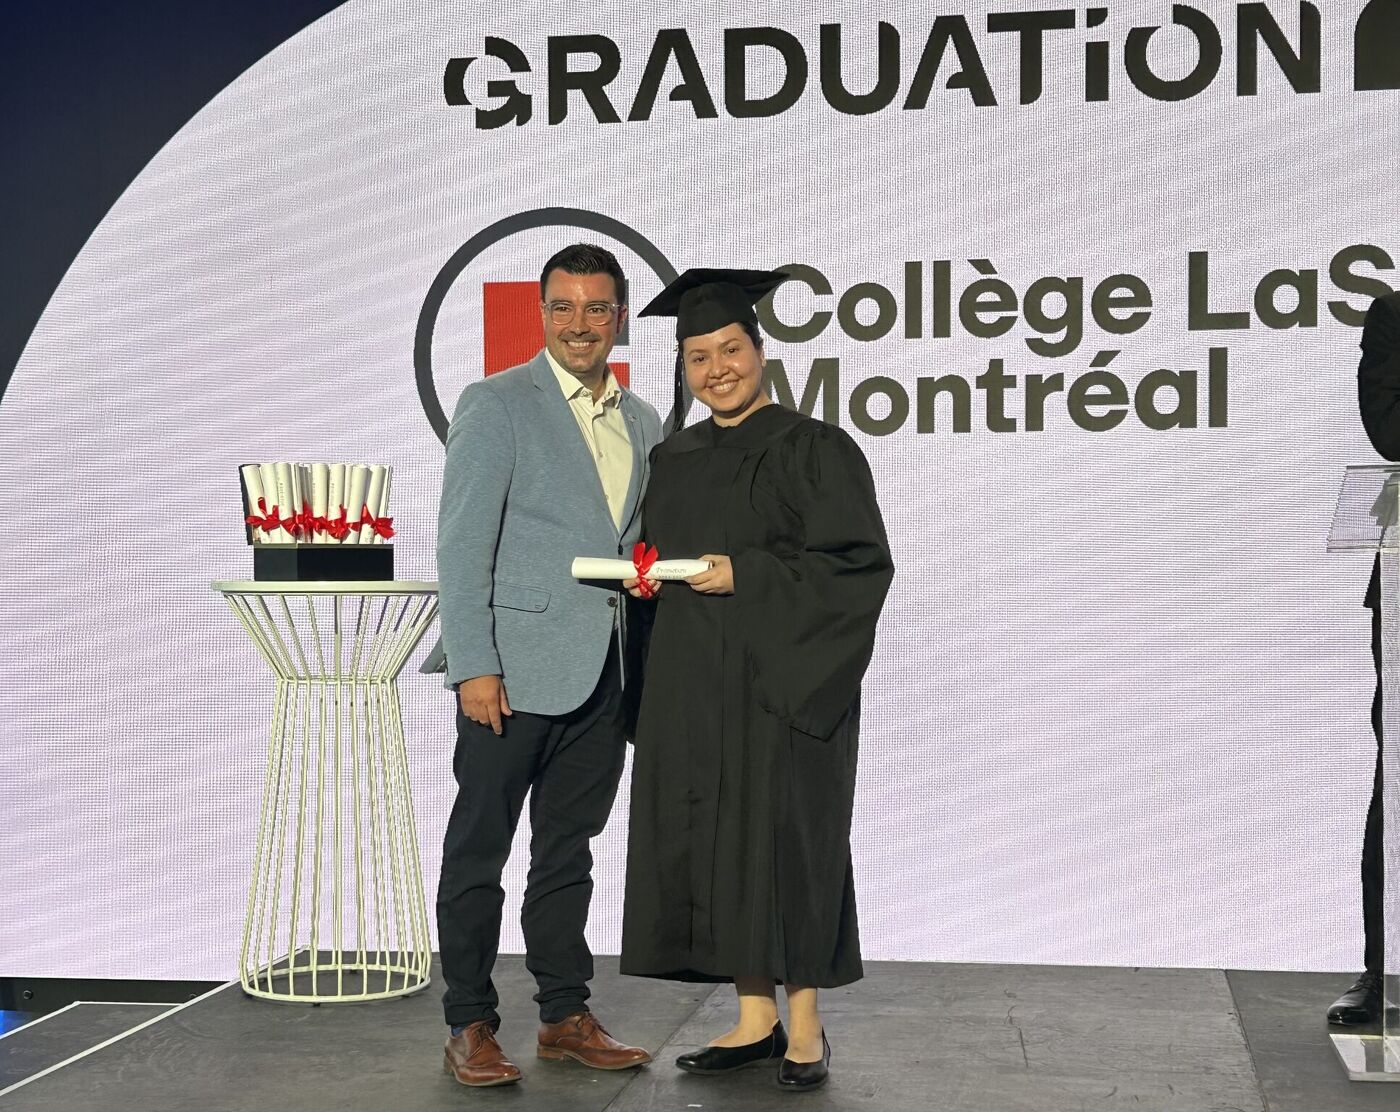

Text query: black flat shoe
(1328, 971), (1383, 1025)
(776, 1031), (830, 1092)
(675, 1022), (787, 1074)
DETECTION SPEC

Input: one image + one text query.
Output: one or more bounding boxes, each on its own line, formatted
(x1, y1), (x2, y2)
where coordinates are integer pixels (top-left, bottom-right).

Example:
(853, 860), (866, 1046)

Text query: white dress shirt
(545, 348), (634, 530)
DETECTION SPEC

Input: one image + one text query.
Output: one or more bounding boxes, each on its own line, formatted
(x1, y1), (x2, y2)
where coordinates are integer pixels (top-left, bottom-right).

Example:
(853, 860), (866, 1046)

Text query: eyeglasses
(546, 301), (619, 326)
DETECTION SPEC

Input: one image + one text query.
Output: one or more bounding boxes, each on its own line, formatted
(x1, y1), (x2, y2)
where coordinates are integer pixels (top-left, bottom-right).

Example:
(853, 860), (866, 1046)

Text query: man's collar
(544, 347), (621, 404)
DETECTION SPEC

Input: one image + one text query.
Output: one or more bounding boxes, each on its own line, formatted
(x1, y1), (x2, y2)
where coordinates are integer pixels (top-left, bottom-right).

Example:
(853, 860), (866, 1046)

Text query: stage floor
(0, 959), (1391, 1111)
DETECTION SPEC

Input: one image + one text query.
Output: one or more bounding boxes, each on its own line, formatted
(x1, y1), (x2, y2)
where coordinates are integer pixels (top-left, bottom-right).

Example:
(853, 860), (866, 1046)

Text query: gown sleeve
(731, 421), (895, 740)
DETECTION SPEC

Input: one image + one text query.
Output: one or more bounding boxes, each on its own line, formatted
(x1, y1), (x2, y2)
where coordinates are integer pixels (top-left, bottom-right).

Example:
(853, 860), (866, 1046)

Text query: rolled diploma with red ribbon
(343, 465), (369, 545)
(255, 463), (276, 541)
(240, 465), (268, 543)
(266, 462), (294, 543)
(372, 467), (393, 544)
(289, 464), (306, 538)
(359, 465), (387, 544)
(327, 463), (346, 539)
(310, 463), (330, 544)
(570, 557), (711, 581)
(274, 462), (297, 540)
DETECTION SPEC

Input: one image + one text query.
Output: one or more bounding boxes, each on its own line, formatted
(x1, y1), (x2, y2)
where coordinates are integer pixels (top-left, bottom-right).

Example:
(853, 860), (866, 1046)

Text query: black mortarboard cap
(638, 268), (792, 341)
(641, 268), (792, 437)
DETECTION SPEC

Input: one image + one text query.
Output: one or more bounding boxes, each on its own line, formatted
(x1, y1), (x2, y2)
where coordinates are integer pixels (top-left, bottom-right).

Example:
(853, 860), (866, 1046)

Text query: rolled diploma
(276, 463), (299, 542)
(261, 462), (291, 543)
(310, 462), (330, 543)
(571, 557), (711, 581)
(359, 465), (387, 544)
(289, 464), (306, 539)
(373, 467), (393, 545)
(327, 463), (347, 539)
(239, 464), (266, 544)
(344, 465), (370, 545)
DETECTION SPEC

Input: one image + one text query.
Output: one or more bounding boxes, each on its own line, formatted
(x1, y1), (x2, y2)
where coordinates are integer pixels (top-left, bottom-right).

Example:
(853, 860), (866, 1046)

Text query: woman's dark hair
(539, 243), (628, 306)
(677, 319), (764, 354)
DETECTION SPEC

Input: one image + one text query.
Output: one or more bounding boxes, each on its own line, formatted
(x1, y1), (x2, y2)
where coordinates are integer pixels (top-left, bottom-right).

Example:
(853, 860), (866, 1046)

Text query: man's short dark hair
(540, 243), (628, 306)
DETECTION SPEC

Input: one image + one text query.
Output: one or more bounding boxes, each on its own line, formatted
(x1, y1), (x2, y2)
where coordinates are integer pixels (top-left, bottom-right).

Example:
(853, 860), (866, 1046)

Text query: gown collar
(692, 403), (802, 450)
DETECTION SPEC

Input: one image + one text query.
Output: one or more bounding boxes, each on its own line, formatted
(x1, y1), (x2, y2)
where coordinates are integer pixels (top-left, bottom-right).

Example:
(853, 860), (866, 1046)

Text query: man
(435, 243), (663, 1086)
(1331, 289), (1400, 1025)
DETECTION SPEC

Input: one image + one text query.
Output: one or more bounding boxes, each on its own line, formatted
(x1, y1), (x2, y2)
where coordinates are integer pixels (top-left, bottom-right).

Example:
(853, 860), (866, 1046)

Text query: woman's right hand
(623, 575), (661, 600)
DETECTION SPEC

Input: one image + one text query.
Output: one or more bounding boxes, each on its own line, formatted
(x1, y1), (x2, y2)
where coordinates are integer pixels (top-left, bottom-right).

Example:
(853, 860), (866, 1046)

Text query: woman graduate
(619, 269), (894, 1091)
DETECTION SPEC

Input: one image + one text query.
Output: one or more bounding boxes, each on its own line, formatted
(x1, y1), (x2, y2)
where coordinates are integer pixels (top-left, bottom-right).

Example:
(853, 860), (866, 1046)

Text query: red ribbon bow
(351, 504), (395, 540)
(291, 499), (316, 539)
(632, 542), (659, 599)
(325, 509), (352, 541)
(245, 497), (281, 534)
(244, 500), (391, 543)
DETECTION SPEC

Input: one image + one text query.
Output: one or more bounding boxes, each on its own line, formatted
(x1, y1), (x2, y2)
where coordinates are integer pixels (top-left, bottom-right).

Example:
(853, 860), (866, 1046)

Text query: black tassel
(665, 349), (687, 437)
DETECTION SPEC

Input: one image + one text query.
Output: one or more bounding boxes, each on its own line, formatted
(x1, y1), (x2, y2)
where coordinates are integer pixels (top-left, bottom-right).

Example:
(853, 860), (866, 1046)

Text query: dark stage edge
(0, 960), (1383, 1111)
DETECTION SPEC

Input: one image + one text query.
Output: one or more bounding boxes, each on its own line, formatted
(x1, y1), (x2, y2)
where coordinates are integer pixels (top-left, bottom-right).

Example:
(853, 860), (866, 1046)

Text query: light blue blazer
(432, 350), (663, 716)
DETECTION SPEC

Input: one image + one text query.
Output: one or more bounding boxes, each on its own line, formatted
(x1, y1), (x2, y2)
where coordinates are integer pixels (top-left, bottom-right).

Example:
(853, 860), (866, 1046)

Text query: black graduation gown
(619, 404), (894, 988)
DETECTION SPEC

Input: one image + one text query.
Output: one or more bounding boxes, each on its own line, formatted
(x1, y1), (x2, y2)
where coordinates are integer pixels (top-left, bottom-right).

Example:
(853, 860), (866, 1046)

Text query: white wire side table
(213, 580), (439, 1004)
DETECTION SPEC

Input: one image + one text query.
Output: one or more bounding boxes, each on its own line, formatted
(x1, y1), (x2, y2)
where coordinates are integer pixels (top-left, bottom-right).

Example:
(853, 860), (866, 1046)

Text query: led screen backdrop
(2, 0), (1399, 979)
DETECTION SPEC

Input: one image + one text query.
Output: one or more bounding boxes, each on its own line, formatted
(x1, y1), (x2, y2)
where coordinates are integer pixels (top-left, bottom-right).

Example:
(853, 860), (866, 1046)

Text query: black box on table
(252, 544), (394, 582)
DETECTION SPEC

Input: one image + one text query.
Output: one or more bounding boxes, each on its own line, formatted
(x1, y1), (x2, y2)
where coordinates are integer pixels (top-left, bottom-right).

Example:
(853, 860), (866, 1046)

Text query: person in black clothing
(1331, 289), (1400, 1024)
(618, 269), (894, 1091)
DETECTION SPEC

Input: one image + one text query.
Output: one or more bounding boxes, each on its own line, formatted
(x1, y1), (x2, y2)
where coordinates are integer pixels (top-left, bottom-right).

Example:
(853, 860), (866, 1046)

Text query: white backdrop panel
(1, 0), (1397, 978)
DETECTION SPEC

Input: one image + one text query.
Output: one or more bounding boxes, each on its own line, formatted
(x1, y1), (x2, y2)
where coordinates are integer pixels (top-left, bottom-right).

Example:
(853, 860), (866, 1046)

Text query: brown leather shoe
(443, 1020), (522, 1087)
(537, 1010), (652, 1070)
